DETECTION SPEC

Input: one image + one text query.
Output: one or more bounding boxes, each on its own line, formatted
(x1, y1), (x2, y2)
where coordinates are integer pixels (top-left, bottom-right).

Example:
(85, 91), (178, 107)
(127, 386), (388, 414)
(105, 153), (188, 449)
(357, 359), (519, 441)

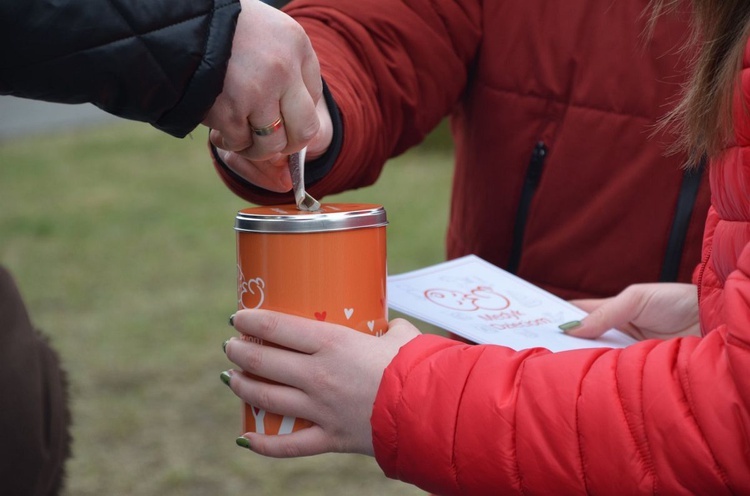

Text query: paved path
(0, 96), (120, 141)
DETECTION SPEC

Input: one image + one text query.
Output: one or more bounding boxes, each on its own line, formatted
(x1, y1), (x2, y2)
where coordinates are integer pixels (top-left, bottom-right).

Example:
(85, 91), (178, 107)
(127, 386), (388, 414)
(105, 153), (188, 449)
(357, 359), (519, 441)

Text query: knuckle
(258, 57), (292, 84)
(258, 311), (283, 343)
(289, 20), (312, 49)
(254, 383), (276, 412)
(309, 363), (335, 393)
(241, 343), (265, 373)
(297, 120), (320, 143)
(221, 137), (246, 152)
(317, 328), (339, 350)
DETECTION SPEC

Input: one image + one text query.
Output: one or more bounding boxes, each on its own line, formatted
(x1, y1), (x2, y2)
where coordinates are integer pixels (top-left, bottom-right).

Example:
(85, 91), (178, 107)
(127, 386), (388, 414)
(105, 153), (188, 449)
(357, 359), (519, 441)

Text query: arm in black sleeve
(0, 0), (240, 137)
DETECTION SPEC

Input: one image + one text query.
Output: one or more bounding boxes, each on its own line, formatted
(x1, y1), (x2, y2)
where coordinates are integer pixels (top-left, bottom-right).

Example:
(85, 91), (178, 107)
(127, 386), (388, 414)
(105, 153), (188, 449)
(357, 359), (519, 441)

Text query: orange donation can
(234, 202), (389, 435)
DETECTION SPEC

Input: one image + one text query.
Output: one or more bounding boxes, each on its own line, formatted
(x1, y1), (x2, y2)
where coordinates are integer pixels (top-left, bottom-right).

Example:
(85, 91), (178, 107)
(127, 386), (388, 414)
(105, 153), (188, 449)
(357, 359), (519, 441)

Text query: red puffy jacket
(215, 0), (710, 300)
(371, 38), (750, 496)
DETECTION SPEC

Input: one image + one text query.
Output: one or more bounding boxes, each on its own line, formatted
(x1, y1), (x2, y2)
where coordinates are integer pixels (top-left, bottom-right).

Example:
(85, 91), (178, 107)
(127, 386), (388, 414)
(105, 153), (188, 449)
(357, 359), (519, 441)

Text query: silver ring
(250, 116), (284, 136)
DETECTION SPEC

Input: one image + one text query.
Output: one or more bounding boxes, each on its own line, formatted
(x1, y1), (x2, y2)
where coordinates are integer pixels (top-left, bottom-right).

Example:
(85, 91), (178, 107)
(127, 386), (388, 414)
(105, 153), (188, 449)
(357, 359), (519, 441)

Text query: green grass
(0, 119), (453, 495)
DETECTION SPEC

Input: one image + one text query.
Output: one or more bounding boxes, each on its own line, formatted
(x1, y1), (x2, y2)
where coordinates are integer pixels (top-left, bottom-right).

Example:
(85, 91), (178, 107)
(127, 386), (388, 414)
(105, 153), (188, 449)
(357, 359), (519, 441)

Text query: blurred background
(0, 95), (453, 495)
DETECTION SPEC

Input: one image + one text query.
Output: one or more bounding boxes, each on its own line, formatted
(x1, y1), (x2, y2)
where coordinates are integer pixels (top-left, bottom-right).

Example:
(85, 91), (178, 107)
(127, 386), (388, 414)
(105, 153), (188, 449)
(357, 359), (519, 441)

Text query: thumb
(560, 293), (638, 339)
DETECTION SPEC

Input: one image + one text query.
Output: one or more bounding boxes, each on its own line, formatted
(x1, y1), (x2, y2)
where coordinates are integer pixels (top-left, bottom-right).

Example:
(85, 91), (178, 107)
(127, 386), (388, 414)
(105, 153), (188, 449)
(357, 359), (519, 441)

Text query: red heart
(314, 311), (327, 321)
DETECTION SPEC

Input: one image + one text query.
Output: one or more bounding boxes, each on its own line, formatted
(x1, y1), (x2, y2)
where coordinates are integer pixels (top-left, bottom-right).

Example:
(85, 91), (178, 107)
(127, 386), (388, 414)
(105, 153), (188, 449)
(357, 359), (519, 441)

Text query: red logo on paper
(424, 286), (510, 311)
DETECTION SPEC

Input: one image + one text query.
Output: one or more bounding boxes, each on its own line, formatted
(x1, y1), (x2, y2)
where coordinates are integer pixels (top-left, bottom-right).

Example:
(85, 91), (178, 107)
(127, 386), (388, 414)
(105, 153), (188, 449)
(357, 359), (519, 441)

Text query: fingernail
(220, 371), (232, 387)
(229, 314), (236, 327)
(559, 320), (582, 333)
(222, 339), (230, 354)
(236, 436), (251, 449)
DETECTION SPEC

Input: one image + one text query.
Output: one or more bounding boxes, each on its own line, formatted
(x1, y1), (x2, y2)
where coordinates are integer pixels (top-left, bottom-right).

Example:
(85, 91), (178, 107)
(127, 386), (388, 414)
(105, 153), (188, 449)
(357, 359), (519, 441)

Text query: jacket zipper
(507, 141), (547, 274)
(659, 157), (706, 281)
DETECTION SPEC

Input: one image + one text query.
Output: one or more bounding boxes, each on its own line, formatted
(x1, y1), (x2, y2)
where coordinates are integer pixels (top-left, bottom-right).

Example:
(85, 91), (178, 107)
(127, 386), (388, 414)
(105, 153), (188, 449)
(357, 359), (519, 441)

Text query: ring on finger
(249, 115), (284, 136)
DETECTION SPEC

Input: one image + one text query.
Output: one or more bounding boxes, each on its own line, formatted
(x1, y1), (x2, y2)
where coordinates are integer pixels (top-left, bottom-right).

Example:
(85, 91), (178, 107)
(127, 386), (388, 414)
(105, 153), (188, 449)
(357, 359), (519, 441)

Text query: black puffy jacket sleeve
(0, 0), (240, 137)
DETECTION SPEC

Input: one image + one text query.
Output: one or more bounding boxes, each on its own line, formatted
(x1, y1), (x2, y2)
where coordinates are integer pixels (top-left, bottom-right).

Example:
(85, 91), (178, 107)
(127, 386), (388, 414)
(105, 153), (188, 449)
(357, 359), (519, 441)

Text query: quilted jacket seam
(173, 0), (229, 115)
(727, 332), (750, 351)
(574, 352), (608, 495)
(159, 0), (240, 136)
(392, 341), (459, 490)
(450, 346), (488, 495)
(164, 5), (216, 119)
(616, 347), (659, 494)
(513, 358), (530, 496)
(104, 0), (181, 96)
(476, 80), (657, 123)
(391, 363), (409, 481)
(679, 337), (734, 492)
(639, 350), (658, 495)
(27, 2), (231, 69)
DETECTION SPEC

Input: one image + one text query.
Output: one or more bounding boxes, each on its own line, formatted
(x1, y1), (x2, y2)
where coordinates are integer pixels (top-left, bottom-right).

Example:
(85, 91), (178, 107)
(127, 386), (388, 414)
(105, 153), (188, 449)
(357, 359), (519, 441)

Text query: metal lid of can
(234, 203), (388, 233)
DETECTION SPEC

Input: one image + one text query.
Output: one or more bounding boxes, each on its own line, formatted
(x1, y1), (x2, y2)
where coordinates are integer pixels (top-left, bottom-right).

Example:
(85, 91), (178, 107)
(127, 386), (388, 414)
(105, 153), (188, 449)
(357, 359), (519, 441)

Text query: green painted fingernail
(220, 371), (232, 387)
(236, 436), (251, 449)
(559, 320), (582, 333)
(229, 314), (236, 326)
(222, 339), (229, 354)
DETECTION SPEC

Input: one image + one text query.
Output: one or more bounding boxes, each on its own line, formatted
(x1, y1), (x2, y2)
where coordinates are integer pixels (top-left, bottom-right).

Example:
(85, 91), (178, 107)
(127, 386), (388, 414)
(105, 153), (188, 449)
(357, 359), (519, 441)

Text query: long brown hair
(653, 0), (750, 160)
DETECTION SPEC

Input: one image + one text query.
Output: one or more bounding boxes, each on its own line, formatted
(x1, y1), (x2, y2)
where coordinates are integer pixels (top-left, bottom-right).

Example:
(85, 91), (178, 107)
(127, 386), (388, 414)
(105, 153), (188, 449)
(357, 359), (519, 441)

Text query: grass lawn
(0, 120), (453, 495)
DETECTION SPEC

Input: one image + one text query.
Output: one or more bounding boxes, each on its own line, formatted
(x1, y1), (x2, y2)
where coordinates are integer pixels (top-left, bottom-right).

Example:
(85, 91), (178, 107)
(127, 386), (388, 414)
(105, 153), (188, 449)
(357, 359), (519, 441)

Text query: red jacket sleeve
(372, 323), (749, 494)
(217, 0), (482, 204)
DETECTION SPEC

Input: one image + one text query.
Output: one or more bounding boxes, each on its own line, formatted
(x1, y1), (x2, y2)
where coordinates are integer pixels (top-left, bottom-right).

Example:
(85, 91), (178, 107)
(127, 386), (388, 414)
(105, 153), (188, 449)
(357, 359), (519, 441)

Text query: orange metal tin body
(235, 203), (388, 435)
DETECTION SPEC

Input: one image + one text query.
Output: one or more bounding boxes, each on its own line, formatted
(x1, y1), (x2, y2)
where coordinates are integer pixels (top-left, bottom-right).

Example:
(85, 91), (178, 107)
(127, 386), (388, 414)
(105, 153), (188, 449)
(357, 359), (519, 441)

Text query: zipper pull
(526, 141), (547, 185)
